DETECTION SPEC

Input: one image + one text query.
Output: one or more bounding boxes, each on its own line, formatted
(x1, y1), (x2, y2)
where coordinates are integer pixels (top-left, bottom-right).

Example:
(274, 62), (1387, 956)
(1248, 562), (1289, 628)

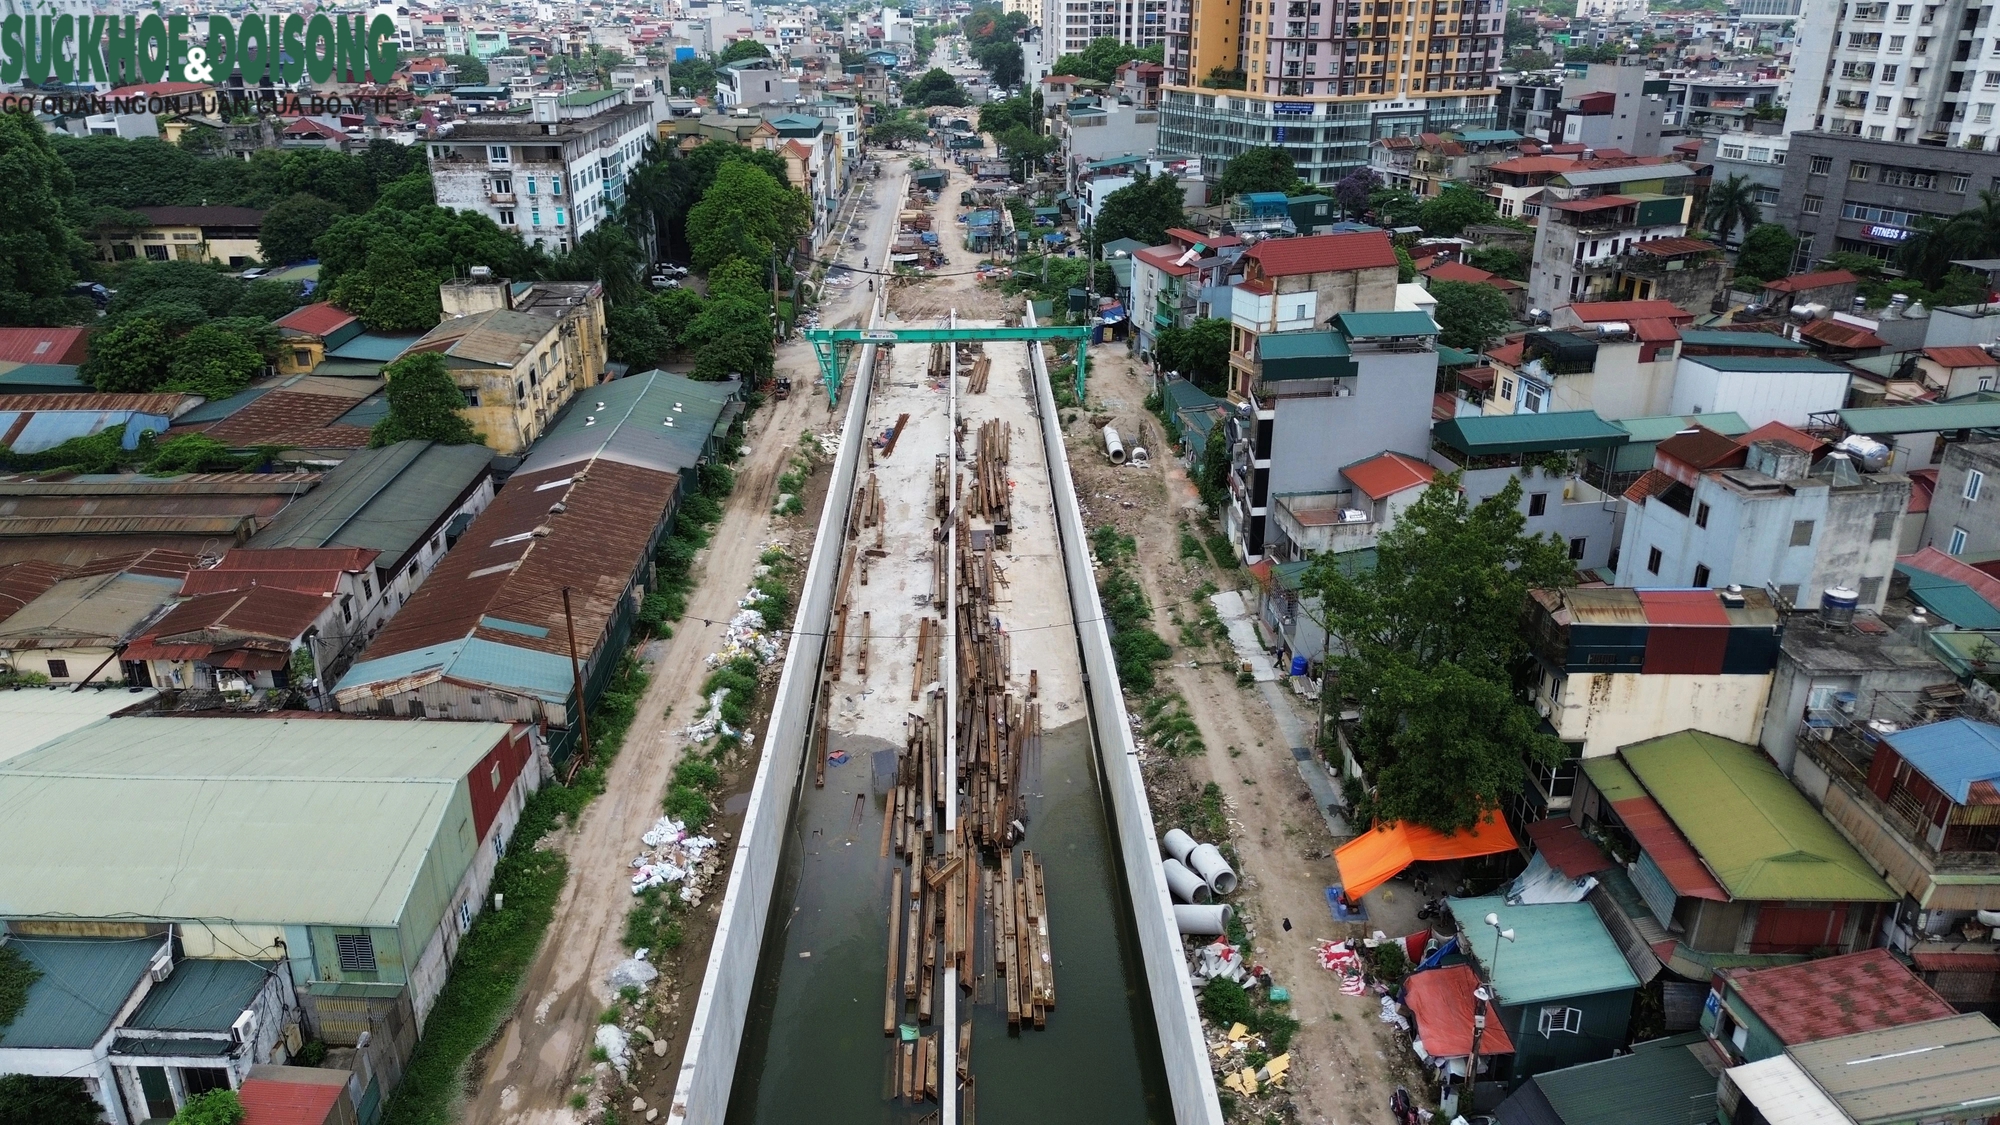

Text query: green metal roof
(1259, 330), (1358, 382)
(1519, 1033), (1718, 1125)
(1619, 731), (1897, 903)
(1456, 128), (1525, 142)
(1581, 755), (1648, 803)
(1677, 329), (1807, 351)
(1162, 377), (1222, 415)
(0, 937), (155, 1049)
(125, 958), (275, 1032)
(0, 717), (518, 929)
(1332, 310), (1439, 338)
(1896, 563), (2000, 629)
(1614, 412), (1752, 443)
(557, 89), (621, 106)
(1435, 344), (1480, 367)
(1453, 897), (1640, 1006)
(1840, 401), (2000, 435)
(328, 333), (420, 362)
(528, 368), (736, 477)
(1433, 410), (1630, 456)
(0, 363), (87, 390)
(250, 440), (492, 566)
(1680, 354), (1848, 373)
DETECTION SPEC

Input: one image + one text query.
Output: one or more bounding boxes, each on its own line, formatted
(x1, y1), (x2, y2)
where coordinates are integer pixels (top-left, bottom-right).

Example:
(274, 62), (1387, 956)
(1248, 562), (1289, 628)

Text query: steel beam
(803, 325), (1094, 402)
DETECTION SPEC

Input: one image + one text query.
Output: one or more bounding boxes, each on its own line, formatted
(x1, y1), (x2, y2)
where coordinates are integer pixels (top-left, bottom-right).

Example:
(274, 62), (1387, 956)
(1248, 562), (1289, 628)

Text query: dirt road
(462, 161), (909, 1125)
(1070, 350), (1426, 1124)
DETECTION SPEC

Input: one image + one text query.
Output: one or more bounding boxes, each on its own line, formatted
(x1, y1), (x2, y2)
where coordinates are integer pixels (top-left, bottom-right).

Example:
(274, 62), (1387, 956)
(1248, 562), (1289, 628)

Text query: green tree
(446, 53), (488, 84)
(1395, 243), (1417, 283)
(707, 256), (768, 304)
(107, 260), (245, 327)
(1428, 280), (1514, 352)
(1900, 190), (2000, 287)
(973, 40), (1025, 87)
(0, 1074), (102, 1125)
(651, 288), (706, 351)
(1304, 474), (1574, 831)
(1218, 147), (1299, 198)
(232, 279), (309, 321)
(371, 352), (479, 447)
(545, 224), (645, 304)
(83, 315), (173, 392)
(348, 241), (444, 332)
(963, 5), (1031, 46)
(147, 433), (251, 473)
(1333, 168), (1380, 217)
(977, 95), (1037, 136)
(1465, 246), (1526, 281)
(1094, 172), (1186, 248)
(608, 302), (671, 368)
(869, 114), (930, 146)
(1156, 317), (1231, 393)
(1703, 173), (1761, 246)
(164, 323), (265, 400)
(1196, 424), (1230, 512)
(996, 125), (1058, 178)
(689, 295), (773, 382)
(373, 170), (436, 212)
(0, 111), (91, 326)
(1368, 187), (1423, 228)
(1510, 48), (1554, 69)
(1200, 66), (1248, 90)
(672, 55), (718, 98)
(259, 192), (347, 265)
(171, 1089), (245, 1125)
(904, 68), (970, 107)
(686, 161), (810, 272)
(1734, 222), (1798, 285)
(1417, 183), (1498, 237)
(1051, 37), (1163, 82)
(717, 39), (771, 64)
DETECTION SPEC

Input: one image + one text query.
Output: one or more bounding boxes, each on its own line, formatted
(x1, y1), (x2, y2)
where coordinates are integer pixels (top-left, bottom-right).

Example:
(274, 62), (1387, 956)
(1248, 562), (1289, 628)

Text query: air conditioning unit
(231, 1010), (258, 1048)
(148, 947), (173, 983)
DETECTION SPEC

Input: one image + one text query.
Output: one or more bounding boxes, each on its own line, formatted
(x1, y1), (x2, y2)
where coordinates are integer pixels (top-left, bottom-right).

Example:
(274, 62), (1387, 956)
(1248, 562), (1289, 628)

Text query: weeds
(1137, 694), (1206, 757)
(1092, 525), (1172, 694)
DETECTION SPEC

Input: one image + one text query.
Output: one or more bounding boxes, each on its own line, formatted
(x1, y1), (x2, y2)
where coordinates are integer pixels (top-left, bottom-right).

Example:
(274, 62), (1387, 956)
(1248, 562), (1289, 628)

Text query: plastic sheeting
(1401, 964), (1515, 1058)
(1504, 850), (1599, 905)
(1333, 814), (1519, 900)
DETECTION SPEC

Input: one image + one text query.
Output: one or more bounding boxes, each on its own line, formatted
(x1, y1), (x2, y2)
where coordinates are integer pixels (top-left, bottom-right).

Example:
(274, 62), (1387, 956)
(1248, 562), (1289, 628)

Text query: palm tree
(1704, 174), (1761, 247)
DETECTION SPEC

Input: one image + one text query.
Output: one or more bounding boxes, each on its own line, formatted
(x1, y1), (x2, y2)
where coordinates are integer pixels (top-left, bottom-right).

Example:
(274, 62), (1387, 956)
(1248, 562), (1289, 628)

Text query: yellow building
(407, 276), (608, 455)
(97, 206), (267, 267)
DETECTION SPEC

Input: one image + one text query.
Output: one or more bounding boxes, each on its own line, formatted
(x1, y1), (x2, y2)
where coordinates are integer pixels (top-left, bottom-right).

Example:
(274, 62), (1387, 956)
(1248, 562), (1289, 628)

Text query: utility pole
(563, 586), (593, 772)
(1464, 985), (1490, 1116)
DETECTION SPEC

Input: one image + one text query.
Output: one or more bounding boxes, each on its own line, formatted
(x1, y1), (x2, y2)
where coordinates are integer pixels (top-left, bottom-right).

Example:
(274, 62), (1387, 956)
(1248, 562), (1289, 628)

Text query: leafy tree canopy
(82, 315), (173, 392)
(977, 95), (1037, 136)
(686, 161), (810, 272)
(973, 40), (1025, 88)
(1050, 37), (1163, 83)
(1417, 183), (1498, 237)
(0, 1073), (101, 1125)
(963, 5), (1031, 46)
(446, 53), (488, 85)
(1368, 187), (1423, 228)
(171, 1089), (245, 1125)
(1093, 171), (1186, 248)
(1428, 279), (1514, 352)
(163, 323), (266, 400)
(1218, 147), (1299, 198)
(1156, 317), (1231, 394)
(904, 68), (971, 107)
(0, 111), (92, 326)
(258, 192), (347, 266)
(1734, 222), (1797, 285)
(371, 352), (480, 447)
(1333, 167), (1380, 216)
(717, 39), (771, 64)
(318, 202), (534, 331)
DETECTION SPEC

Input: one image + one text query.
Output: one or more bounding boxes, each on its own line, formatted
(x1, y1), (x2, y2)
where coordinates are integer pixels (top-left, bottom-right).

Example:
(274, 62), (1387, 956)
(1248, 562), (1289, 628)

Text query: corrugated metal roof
(248, 441), (491, 569)
(326, 333), (420, 362)
(0, 936), (155, 1049)
(1614, 412), (1752, 442)
(1897, 560), (2000, 630)
(0, 363), (87, 390)
(1513, 1033), (1716, 1125)
(124, 586), (330, 666)
(0, 716), (517, 928)
(1619, 731), (1897, 903)
(0, 328), (90, 365)
(0, 399), (183, 454)
(1614, 793), (1730, 900)
(525, 368), (737, 478)
(0, 552), (194, 650)
(238, 1073), (348, 1125)
(125, 958), (276, 1032)
(181, 547), (381, 597)
(1787, 1013), (2000, 1125)
(1841, 400), (2000, 434)
(1453, 897), (1640, 1005)
(0, 686), (160, 765)
(1878, 719), (2000, 805)
(1553, 162), (1694, 187)
(412, 309), (558, 368)
(1725, 1055), (1851, 1125)
(1243, 230), (1399, 276)
(1433, 410), (1629, 456)
(0, 558), (71, 621)
(1680, 353), (1849, 373)
(1729, 948), (1957, 1047)
(338, 636), (574, 704)
(182, 391), (373, 450)
(1677, 329), (1805, 350)
(274, 302), (358, 338)
(1332, 310), (1439, 338)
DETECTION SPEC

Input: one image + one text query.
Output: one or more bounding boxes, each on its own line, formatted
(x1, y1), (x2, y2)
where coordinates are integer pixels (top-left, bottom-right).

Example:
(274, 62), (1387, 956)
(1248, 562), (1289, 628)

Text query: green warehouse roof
(0, 936), (155, 1049)
(1452, 897), (1639, 1006)
(1433, 410), (1629, 456)
(1618, 731), (1897, 903)
(0, 717), (519, 929)
(249, 439), (493, 567)
(1679, 354), (1849, 373)
(1614, 412), (1752, 443)
(1501, 1033), (1719, 1125)
(1676, 330), (1807, 351)
(124, 958), (275, 1032)
(1840, 400), (2000, 435)
(1259, 330), (1358, 382)
(1333, 310), (1439, 339)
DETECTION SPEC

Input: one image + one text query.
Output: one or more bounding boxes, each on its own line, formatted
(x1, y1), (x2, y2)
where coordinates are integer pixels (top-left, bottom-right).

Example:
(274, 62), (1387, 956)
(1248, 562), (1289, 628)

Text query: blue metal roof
(0, 405), (172, 453)
(1879, 719), (2000, 804)
(328, 333), (421, 362)
(339, 636), (575, 703)
(1896, 563), (2000, 629)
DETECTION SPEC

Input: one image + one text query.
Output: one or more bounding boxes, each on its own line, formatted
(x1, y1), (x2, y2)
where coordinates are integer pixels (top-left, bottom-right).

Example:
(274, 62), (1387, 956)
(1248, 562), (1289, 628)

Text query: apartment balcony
(488, 191), (517, 204)
(1796, 724), (2000, 888)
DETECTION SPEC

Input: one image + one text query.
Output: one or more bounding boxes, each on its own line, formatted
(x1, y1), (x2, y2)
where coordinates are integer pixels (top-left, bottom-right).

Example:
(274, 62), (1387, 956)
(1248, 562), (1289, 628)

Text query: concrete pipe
(1176, 903), (1235, 936)
(1189, 842), (1239, 896)
(1161, 828), (1198, 865)
(1162, 858), (1212, 905)
(1104, 425), (1126, 464)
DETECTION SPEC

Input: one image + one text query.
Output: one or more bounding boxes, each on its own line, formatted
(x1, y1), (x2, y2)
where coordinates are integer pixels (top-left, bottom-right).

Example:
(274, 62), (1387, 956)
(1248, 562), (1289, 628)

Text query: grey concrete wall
(1025, 307), (1225, 1125)
(668, 297), (885, 1125)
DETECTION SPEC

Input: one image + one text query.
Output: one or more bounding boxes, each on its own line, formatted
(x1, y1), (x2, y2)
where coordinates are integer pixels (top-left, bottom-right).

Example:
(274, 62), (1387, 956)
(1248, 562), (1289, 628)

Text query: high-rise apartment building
(1158, 0), (1507, 184)
(1044, 0), (1173, 57)
(1788, 0), (2000, 149)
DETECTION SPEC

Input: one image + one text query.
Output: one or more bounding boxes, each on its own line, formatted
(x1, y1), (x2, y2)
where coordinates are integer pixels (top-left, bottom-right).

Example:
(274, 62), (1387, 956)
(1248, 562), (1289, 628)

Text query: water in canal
(725, 717), (1169, 1123)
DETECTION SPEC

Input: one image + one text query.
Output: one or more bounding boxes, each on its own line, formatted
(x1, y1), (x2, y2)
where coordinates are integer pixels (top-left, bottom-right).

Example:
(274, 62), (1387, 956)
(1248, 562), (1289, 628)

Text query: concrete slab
(1208, 589), (1280, 682)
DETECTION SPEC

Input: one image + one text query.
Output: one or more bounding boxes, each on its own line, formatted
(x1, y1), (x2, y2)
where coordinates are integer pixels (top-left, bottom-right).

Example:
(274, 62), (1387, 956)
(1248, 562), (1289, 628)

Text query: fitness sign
(1, 10), (400, 87)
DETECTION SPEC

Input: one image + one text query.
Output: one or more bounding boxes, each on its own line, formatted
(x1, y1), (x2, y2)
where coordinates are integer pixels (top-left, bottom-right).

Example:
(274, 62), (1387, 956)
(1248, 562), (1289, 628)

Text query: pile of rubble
(629, 815), (723, 903)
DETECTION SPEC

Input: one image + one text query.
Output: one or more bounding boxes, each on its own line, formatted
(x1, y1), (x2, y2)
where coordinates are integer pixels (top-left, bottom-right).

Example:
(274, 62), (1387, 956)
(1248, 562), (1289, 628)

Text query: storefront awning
(1335, 814), (1519, 899)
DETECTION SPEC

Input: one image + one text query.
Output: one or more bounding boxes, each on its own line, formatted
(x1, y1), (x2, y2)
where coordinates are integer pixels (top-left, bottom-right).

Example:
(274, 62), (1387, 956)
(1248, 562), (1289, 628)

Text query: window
(1889, 34), (1906, 50)
(1988, 72), (2000, 89)
(1693, 563), (1711, 587)
(46, 659), (68, 679)
(1898, 2), (1914, 16)
(555, 208), (567, 226)
(335, 932), (377, 973)
(497, 208), (514, 225)
(1646, 546), (1663, 574)
(1539, 1005), (1583, 1036)
(144, 244), (169, 261)
(1696, 502), (1711, 527)
(1809, 155), (1833, 175)
(1851, 162), (1876, 180)
(1877, 95), (1894, 112)
(1500, 377), (1515, 398)
(1568, 536), (1587, 560)
(1873, 510), (1900, 540)
(491, 763), (504, 789)
(1529, 492), (1548, 516)
(552, 175), (563, 196)
(1803, 195), (1824, 215)
(1967, 468), (1986, 500)
(292, 348), (312, 367)
(488, 145), (509, 163)
(1790, 519), (1816, 546)
(1882, 64), (1900, 82)
(1534, 755), (1580, 799)
(1950, 526), (1970, 554)
(462, 388), (480, 407)
(1870, 125), (1887, 139)
(1721, 142), (1745, 160)
(1859, 576), (1884, 605)
(1881, 167), (1940, 188)
(1953, 173), (1973, 193)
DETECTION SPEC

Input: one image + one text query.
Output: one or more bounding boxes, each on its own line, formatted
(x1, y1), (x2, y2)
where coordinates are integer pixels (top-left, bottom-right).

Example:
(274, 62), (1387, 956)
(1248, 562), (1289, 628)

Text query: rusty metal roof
(180, 391), (375, 450)
(0, 559), (72, 623)
(0, 550), (197, 650)
(181, 547), (381, 597)
(410, 309), (556, 368)
(124, 586), (330, 668)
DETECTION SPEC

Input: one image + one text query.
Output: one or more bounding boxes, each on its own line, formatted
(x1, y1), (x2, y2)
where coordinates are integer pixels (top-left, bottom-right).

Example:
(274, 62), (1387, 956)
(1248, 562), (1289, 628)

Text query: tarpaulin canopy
(1335, 814), (1519, 899)
(1404, 964), (1514, 1058)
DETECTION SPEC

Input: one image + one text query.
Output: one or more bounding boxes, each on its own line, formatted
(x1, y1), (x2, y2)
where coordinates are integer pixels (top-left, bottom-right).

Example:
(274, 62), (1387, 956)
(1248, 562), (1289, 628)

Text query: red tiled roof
(1570, 300), (1694, 324)
(1525, 817), (1616, 879)
(1423, 261), (1515, 287)
(0, 327), (90, 365)
(1729, 949), (1957, 1046)
(1740, 420), (1824, 455)
(1764, 270), (1860, 294)
(1800, 318), (1886, 350)
(1134, 245), (1198, 277)
(1629, 237), (1720, 257)
(1630, 318), (1683, 344)
(1611, 794), (1730, 901)
(1486, 339), (1527, 367)
(1042, 74), (1084, 83)
(1244, 230), (1398, 276)
(238, 1075), (346, 1125)
(1924, 346), (1999, 369)
(283, 119), (347, 141)
(1624, 468), (1674, 503)
(275, 302), (359, 338)
(181, 547), (381, 597)
(1343, 451), (1436, 500)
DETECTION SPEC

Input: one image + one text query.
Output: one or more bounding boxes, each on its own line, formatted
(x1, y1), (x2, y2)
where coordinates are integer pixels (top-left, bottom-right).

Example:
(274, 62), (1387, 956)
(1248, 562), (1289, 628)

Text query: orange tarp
(1334, 814), (1520, 899)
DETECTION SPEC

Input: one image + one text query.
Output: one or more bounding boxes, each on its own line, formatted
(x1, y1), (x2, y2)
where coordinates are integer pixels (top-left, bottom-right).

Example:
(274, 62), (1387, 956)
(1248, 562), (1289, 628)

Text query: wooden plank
(901, 1039), (916, 1102)
(963, 1076), (975, 1125)
(885, 868), (903, 1035)
(958, 1020), (971, 1081)
(879, 779), (896, 859)
(913, 1036), (928, 1102)
(903, 892), (921, 999)
(881, 411), (911, 457)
